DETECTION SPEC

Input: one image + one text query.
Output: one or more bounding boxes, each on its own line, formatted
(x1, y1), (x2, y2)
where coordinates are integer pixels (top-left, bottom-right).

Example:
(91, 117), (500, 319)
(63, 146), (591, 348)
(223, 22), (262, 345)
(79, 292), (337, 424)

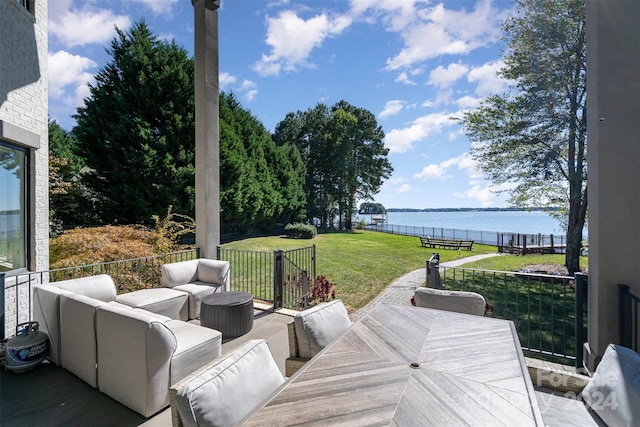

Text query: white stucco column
(585, 0), (640, 372)
(192, 0), (220, 259)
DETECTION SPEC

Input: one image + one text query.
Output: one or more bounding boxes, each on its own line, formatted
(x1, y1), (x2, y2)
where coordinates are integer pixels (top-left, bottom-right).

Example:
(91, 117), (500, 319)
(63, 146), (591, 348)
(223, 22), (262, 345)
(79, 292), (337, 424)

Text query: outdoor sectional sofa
(33, 274), (222, 417)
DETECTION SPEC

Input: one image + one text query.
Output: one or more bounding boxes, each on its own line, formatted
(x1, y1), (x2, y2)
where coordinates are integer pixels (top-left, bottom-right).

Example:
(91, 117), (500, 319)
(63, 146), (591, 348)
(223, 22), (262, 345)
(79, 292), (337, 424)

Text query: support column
(192, 0), (220, 259)
(585, 0), (640, 373)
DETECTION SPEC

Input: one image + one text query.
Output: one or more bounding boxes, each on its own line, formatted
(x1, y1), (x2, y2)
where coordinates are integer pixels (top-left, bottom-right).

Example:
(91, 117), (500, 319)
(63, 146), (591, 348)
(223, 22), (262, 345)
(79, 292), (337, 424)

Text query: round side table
(200, 292), (254, 339)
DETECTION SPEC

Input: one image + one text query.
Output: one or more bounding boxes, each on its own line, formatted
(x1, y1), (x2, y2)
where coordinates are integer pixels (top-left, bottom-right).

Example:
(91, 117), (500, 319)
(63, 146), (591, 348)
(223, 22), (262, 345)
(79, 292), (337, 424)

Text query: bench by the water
(420, 236), (474, 250)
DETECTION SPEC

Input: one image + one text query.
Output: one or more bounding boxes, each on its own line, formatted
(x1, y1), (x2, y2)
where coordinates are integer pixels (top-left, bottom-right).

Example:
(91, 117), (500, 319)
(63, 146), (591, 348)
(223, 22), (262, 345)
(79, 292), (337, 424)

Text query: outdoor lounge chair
(413, 287), (486, 316)
(285, 299), (352, 376)
(170, 339), (284, 427)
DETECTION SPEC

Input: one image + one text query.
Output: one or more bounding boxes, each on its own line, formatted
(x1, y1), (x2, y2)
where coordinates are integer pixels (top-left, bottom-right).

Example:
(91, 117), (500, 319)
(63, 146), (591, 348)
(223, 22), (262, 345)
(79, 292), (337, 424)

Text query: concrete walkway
(350, 253), (501, 322)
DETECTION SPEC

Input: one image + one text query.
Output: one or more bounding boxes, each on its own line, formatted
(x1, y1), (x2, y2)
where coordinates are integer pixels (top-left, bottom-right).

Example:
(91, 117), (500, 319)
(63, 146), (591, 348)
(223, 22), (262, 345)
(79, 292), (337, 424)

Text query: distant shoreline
(387, 207), (558, 213)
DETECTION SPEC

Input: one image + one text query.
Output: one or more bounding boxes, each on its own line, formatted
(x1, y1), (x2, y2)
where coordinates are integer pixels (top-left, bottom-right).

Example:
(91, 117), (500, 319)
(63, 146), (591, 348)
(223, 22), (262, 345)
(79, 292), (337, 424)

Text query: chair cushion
(53, 274), (117, 302)
(165, 320), (222, 384)
(294, 299), (352, 359)
(173, 339), (284, 427)
(413, 287), (486, 316)
(59, 293), (106, 388)
(115, 288), (189, 320)
(582, 344), (640, 426)
(33, 285), (72, 366)
(196, 259), (230, 287)
(172, 283), (221, 319)
(162, 259), (199, 288)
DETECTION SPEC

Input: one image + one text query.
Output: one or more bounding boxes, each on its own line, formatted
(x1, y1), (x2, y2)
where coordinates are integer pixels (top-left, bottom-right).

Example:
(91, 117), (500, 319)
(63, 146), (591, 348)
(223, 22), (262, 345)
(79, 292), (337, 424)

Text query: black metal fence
(428, 257), (588, 366)
(1, 249), (199, 340)
(619, 284), (640, 352)
(217, 245), (316, 311)
(365, 223), (566, 252)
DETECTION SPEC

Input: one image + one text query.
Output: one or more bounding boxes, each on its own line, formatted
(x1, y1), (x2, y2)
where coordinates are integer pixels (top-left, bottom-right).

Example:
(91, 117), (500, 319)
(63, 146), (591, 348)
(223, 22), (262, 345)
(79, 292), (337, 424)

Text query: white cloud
(414, 152), (481, 180)
(395, 71), (416, 85)
(219, 73), (238, 89)
(398, 184), (413, 193)
(456, 95), (481, 109)
(428, 62), (469, 89)
(253, 10), (352, 76)
(220, 73), (259, 102)
(382, 0), (507, 70)
(49, 3), (131, 48)
(379, 100), (405, 119)
(384, 112), (453, 153)
(468, 60), (508, 96)
(240, 80), (259, 101)
(132, 0), (178, 15)
(455, 185), (496, 206)
(414, 164), (448, 180)
(48, 50), (97, 107)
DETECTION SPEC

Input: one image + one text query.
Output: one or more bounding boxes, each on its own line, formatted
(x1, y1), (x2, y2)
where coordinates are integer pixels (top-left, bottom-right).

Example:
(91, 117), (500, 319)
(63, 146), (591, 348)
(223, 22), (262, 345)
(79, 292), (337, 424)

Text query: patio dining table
(240, 303), (544, 426)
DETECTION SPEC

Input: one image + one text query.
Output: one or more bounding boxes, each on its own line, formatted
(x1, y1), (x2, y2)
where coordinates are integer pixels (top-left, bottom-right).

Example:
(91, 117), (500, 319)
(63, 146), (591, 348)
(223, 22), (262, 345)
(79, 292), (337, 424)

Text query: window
(17, 0), (33, 14)
(0, 141), (27, 272)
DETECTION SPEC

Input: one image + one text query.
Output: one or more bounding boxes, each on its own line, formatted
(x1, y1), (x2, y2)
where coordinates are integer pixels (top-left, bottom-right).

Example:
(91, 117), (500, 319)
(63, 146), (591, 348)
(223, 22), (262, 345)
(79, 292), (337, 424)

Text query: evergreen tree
(220, 92), (306, 229)
(73, 20), (195, 224)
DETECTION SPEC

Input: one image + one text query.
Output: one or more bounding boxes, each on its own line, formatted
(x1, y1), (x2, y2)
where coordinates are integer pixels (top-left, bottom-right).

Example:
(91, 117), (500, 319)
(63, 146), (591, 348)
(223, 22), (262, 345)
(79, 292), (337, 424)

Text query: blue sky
(48, 0), (516, 209)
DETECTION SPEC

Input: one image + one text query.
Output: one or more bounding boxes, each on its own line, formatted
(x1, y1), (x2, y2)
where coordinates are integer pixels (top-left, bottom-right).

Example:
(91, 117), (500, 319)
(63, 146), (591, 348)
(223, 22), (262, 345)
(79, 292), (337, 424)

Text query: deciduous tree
(459, 0), (586, 273)
(274, 101), (392, 229)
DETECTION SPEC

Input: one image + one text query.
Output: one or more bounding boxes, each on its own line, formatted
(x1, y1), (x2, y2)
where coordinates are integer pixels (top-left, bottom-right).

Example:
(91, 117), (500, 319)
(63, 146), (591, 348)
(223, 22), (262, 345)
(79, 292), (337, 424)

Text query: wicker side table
(200, 292), (254, 339)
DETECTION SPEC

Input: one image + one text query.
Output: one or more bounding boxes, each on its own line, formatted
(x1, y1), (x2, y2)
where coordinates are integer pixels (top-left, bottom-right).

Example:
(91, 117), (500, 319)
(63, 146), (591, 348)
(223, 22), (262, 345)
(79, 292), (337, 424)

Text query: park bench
(419, 236), (474, 250)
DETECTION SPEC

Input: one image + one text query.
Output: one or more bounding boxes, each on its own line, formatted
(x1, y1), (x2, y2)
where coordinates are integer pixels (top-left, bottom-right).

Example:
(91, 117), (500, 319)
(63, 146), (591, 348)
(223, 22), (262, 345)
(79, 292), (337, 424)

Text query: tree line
(49, 20), (392, 233)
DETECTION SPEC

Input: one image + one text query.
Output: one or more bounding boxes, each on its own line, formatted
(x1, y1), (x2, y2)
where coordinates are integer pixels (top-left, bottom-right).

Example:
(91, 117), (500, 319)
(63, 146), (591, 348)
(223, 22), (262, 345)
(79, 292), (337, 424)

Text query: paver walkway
(350, 253), (501, 322)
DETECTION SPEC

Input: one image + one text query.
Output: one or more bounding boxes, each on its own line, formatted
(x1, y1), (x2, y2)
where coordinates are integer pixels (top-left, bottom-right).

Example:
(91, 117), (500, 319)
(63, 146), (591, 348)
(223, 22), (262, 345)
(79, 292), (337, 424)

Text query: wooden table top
(241, 303), (543, 426)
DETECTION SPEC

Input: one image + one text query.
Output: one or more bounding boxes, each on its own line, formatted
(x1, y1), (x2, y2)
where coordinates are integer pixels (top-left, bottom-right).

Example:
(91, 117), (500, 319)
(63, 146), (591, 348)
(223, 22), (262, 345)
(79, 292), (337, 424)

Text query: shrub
(151, 205), (195, 253)
(310, 275), (336, 305)
(284, 222), (317, 239)
(49, 225), (157, 268)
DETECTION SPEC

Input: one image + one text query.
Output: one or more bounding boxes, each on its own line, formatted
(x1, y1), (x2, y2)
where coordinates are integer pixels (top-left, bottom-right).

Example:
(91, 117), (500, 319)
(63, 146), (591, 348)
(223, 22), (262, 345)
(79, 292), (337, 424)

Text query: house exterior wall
(585, 0), (640, 372)
(1, 0), (48, 338)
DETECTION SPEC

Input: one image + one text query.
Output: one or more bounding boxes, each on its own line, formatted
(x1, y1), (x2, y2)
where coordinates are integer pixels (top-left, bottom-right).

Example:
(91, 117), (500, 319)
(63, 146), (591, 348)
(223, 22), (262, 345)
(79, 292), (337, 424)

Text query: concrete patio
(0, 304), (293, 427)
(0, 259), (578, 426)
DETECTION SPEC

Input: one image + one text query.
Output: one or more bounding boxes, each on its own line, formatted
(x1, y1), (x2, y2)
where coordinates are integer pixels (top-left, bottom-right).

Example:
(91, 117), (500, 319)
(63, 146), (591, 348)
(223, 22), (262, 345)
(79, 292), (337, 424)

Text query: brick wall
(1, 0), (48, 338)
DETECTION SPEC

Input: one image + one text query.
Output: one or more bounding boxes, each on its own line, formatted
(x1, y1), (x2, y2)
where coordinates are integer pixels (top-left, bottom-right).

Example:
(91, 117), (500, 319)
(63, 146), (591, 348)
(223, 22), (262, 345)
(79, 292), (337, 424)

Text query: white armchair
(162, 259), (230, 319)
(285, 299), (352, 376)
(170, 339), (285, 427)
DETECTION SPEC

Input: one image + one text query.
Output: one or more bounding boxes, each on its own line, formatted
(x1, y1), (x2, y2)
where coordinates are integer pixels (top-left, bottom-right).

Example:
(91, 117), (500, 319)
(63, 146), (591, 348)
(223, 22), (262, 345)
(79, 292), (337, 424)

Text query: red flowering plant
(310, 275), (336, 305)
(283, 273), (337, 310)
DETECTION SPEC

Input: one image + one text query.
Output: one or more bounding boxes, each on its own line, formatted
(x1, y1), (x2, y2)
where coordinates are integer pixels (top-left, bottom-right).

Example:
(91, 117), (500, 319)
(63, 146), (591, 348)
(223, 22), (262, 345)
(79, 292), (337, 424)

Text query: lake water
(370, 211), (568, 236)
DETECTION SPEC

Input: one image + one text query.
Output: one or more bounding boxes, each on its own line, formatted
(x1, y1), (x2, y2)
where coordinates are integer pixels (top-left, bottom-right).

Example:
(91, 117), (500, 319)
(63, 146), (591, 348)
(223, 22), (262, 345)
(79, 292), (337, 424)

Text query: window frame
(0, 140), (29, 272)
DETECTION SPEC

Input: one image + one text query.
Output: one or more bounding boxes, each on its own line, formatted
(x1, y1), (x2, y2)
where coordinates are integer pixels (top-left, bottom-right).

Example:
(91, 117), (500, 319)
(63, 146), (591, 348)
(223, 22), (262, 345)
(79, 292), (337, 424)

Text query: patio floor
(1, 257), (573, 426)
(0, 304), (293, 427)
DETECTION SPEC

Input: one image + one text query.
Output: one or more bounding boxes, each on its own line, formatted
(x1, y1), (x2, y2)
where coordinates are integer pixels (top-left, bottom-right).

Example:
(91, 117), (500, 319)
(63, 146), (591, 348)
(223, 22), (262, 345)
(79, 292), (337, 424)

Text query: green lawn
(223, 230), (586, 363)
(222, 230), (495, 312)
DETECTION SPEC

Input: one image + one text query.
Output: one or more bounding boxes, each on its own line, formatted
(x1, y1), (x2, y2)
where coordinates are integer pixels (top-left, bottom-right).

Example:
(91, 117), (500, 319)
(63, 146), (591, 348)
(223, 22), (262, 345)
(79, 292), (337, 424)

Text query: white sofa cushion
(172, 339), (284, 427)
(413, 287), (486, 316)
(170, 283), (219, 319)
(294, 299), (352, 359)
(96, 303), (221, 417)
(52, 274), (117, 302)
(582, 344), (640, 426)
(115, 288), (189, 320)
(165, 319), (222, 384)
(162, 259), (199, 287)
(59, 293), (106, 388)
(196, 259), (230, 287)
